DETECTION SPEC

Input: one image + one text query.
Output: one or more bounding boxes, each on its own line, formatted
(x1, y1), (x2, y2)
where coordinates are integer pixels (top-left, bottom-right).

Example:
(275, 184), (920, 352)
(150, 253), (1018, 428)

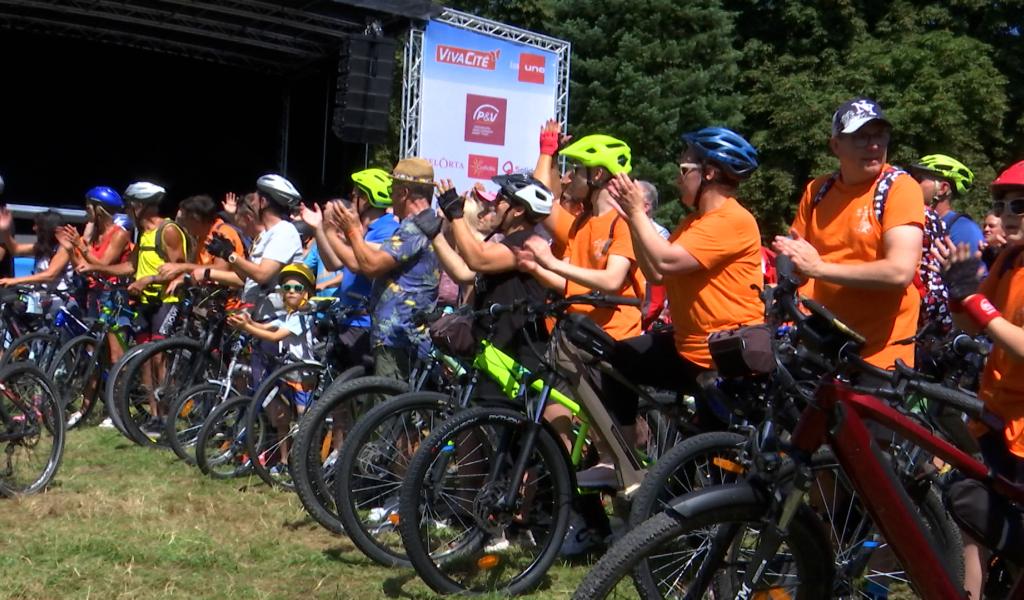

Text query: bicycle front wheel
(0, 363), (66, 497)
(573, 484), (833, 600)
(398, 406), (573, 596)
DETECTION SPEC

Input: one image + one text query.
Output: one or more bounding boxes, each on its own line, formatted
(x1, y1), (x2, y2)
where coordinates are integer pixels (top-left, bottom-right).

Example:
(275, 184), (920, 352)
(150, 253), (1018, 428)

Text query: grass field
(0, 428), (589, 600)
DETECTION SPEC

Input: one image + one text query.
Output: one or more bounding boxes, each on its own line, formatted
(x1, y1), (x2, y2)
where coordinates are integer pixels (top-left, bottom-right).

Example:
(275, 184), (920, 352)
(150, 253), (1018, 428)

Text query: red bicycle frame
(791, 381), (1024, 599)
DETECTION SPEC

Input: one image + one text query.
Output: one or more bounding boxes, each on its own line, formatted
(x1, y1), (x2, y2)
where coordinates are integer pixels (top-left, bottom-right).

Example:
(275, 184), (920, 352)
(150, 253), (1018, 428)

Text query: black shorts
(946, 433), (1024, 564)
(134, 302), (175, 343)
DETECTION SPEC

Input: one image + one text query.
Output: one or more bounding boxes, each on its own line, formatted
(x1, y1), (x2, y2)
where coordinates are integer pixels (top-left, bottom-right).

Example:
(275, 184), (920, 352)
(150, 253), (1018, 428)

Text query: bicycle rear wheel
(48, 334), (105, 429)
(0, 363), (65, 497)
(398, 406), (573, 596)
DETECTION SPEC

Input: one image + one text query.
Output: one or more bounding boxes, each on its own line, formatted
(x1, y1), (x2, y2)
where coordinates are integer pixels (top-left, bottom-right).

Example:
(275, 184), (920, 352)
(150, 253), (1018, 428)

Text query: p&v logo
(464, 94), (507, 145)
(518, 53), (546, 84)
(436, 44), (500, 70)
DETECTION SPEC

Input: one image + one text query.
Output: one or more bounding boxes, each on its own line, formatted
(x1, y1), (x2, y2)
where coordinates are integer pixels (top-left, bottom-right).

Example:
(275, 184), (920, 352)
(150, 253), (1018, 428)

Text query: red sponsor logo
(468, 155), (499, 179)
(436, 44), (500, 70)
(518, 53), (546, 84)
(464, 94), (507, 145)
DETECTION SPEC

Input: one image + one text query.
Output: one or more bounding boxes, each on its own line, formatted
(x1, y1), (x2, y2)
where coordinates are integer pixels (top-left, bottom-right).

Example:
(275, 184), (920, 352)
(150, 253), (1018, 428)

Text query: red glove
(957, 294), (1001, 330)
(539, 129), (559, 157)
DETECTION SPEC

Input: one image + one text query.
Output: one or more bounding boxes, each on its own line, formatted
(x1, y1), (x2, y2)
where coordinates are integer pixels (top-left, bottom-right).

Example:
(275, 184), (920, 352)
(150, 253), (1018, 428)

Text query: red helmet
(991, 160), (1024, 198)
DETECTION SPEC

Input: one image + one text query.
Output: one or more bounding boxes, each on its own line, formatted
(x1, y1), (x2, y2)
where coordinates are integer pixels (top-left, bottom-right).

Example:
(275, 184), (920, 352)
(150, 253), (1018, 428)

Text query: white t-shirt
(242, 220), (302, 303)
(270, 310), (315, 362)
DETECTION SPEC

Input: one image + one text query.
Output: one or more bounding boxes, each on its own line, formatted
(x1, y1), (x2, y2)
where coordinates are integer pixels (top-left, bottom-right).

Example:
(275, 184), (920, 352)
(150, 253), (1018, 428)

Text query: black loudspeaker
(333, 35), (397, 145)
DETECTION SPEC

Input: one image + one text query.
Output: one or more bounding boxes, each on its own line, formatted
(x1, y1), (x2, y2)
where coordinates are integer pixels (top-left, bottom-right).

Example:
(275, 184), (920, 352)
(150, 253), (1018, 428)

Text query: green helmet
(911, 154), (974, 195)
(351, 168), (393, 208)
(559, 134), (632, 175)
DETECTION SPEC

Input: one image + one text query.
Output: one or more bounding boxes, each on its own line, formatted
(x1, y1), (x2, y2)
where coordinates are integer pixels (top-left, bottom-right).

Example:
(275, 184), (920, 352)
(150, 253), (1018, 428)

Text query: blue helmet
(681, 127), (759, 180)
(85, 186), (123, 209)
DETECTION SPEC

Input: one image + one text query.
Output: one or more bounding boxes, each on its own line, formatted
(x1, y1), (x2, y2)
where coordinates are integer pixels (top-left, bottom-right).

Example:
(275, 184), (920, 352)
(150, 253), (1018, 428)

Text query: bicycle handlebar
(952, 333), (989, 357)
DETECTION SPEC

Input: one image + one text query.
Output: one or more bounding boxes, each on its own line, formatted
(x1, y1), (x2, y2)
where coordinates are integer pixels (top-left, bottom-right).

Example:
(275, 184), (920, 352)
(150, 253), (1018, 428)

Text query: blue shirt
(303, 242), (340, 298)
(942, 211), (984, 252)
(336, 213), (400, 328)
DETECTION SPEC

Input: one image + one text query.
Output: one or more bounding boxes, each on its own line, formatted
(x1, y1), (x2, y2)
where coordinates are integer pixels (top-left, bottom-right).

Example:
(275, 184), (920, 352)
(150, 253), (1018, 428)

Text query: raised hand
(223, 192), (238, 215)
(436, 179), (464, 220)
(299, 203), (324, 229)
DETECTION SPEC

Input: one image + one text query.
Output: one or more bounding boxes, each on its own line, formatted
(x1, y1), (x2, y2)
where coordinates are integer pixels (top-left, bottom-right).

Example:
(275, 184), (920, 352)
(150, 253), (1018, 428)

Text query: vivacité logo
(518, 53), (546, 84)
(468, 155), (499, 179)
(436, 44), (500, 70)
(464, 94), (507, 145)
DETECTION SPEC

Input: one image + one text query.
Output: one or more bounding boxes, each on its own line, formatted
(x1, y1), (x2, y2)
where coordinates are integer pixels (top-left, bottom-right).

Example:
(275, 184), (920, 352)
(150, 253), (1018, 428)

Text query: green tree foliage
(429, 0), (1022, 233)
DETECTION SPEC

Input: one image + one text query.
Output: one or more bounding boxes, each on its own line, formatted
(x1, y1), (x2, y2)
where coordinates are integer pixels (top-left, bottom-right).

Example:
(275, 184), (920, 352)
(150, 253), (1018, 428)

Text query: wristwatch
(227, 253), (238, 264)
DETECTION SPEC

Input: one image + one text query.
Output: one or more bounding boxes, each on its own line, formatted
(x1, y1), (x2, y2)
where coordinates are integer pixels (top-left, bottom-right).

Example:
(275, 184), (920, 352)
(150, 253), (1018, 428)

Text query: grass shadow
(381, 572), (419, 598)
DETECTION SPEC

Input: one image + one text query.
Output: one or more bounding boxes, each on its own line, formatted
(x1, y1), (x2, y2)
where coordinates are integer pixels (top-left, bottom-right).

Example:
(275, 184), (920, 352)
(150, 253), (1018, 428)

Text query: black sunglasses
(993, 198), (1024, 216)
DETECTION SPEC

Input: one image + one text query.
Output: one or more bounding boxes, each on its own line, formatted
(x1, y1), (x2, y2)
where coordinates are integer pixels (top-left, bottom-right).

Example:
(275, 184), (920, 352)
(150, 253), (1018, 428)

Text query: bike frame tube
(791, 381), (1024, 600)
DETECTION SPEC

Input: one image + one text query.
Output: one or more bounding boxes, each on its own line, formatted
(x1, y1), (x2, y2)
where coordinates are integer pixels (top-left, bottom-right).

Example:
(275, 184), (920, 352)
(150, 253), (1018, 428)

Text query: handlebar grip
(599, 295), (641, 308)
(952, 334), (989, 357)
(910, 380), (985, 420)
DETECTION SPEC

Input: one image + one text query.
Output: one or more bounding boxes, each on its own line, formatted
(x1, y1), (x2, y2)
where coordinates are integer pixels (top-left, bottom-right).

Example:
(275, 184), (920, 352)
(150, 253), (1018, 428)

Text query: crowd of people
(2, 94), (1023, 596)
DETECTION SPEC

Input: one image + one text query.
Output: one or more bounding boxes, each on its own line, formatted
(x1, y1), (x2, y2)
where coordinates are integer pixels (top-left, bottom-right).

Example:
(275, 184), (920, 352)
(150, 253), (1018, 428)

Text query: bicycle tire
(629, 430), (749, 527)
(0, 363), (66, 497)
(47, 334), (104, 429)
(0, 330), (60, 370)
(572, 486), (832, 599)
(336, 390), (455, 567)
(244, 361), (329, 489)
(398, 406), (573, 596)
(119, 337), (204, 447)
(289, 375), (410, 534)
(164, 383), (232, 465)
(103, 343), (148, 438)
(194, 395), (257, 479)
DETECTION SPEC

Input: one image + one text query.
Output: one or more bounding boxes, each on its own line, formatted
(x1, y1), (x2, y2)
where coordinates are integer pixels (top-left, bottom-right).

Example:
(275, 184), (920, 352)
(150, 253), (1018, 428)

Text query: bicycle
(572, 257), (1009, 599)
(0, 363), (65, 497)
(395, 293), (697, 595)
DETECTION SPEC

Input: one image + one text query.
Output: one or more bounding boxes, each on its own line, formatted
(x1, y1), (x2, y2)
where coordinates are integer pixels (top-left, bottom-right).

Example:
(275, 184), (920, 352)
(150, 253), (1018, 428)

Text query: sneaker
(99, 417), (115, 429)
(141, 417), (164, 437)
(484, 534), (511, 553)
(559, 512), (605, 558)
(322, 449), (340, 473)
(269, 463), (290, 477)
(575, 462), (618, 489)
(367, 497), (400, 523)
(66, 410), (83, 428)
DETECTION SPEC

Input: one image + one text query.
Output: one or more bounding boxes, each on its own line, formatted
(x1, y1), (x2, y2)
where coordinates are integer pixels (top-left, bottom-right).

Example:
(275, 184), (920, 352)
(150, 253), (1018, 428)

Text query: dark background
(0, 31), (371, 210)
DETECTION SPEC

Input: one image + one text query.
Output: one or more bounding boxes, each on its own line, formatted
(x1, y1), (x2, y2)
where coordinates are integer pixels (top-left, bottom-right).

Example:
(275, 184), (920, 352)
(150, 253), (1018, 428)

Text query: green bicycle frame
(470, 340), (590, 466)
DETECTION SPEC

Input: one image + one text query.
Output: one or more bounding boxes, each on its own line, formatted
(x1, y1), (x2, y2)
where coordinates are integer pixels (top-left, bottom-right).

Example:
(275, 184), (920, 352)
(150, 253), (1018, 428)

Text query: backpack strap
(811, 167), (906, 225)
(155, 220), (194, 263)
(811, 173), (839, 208)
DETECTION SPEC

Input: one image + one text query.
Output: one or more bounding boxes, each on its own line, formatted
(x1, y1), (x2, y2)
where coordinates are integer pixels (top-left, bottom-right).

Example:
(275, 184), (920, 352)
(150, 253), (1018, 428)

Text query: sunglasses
(843, 130), (890, 148)
(993, 198), (1024, 217)
(678, 162), (701, 176)
(280, 284), (307, 293)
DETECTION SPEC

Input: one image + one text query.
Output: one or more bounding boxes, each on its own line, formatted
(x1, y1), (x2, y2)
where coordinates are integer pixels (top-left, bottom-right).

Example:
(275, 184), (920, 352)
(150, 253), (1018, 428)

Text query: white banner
(418, 21), (560, 195)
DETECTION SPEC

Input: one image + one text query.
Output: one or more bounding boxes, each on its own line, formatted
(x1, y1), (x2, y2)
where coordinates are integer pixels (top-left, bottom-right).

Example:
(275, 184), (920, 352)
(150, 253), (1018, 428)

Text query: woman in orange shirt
(939, 160), (1024, 599)
(573, 127), (765, 487)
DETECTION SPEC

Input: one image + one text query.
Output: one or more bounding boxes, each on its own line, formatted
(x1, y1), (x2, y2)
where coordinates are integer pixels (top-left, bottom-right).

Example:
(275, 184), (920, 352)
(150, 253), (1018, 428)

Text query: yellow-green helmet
(279, 263), (316, 290)
(351, 168), (393, 208)
(911, 154), (974, 195)
(559, 134), (632, 175)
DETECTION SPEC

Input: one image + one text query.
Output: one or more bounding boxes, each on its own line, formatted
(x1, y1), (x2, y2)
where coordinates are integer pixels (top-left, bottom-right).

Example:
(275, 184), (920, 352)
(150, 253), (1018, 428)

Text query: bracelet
(961, 294), (1001, 330)
(203, 268), (212, 281)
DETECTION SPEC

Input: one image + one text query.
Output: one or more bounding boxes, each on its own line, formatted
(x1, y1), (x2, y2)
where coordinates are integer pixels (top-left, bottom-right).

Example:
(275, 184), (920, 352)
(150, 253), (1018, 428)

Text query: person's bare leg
(963, 532), (984, 599)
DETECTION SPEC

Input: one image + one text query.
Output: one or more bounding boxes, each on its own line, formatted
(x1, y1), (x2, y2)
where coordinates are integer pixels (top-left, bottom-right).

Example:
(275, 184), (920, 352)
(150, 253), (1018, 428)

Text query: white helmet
(491, 173), (553, 217)
(124, 181), (166, 205)
(256, 174), (301, 209)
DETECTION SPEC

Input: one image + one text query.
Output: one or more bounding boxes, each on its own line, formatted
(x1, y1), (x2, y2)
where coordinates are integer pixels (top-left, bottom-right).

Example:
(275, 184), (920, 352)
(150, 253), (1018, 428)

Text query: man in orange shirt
(157, 194), (245, 293)
(774, 97), (924, 369)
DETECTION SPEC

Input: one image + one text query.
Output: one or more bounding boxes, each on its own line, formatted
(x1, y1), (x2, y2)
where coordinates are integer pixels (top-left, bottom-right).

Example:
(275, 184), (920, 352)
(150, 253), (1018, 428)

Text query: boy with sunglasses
(227, 263), (318, 475)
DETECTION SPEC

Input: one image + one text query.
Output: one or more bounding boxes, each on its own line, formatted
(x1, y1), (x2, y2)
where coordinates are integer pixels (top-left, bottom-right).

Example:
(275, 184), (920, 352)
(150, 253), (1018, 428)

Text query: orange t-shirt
(665, 198), (765, 368)
(549, 205), (644, 340)
(976, 247), (1024, 457)
(790, 167), (924, 369)
(197, 219), (246, 266)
